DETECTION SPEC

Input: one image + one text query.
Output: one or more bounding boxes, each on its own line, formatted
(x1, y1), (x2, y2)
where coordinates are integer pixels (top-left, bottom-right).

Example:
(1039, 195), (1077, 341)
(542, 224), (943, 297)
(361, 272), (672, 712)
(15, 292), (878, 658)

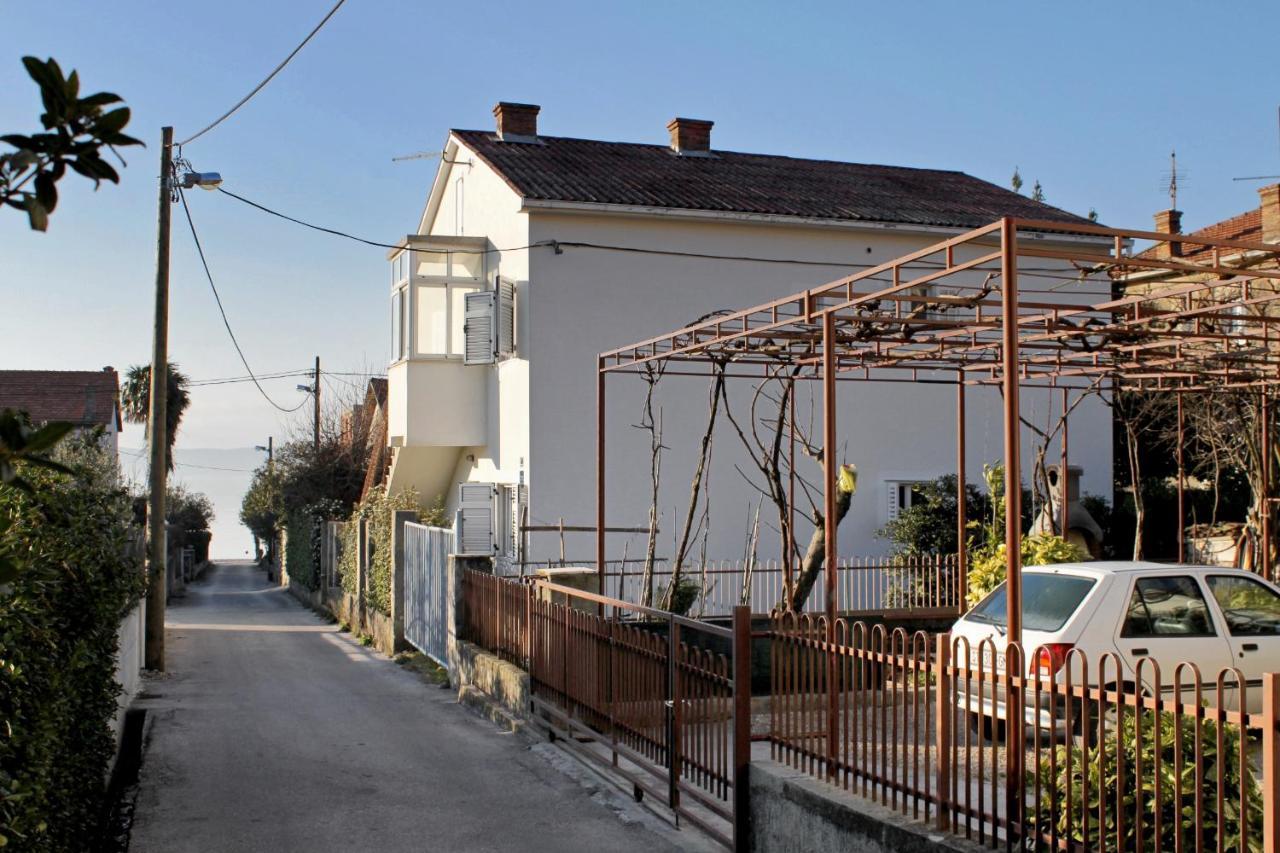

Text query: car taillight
(1034, 643), (1073, 676)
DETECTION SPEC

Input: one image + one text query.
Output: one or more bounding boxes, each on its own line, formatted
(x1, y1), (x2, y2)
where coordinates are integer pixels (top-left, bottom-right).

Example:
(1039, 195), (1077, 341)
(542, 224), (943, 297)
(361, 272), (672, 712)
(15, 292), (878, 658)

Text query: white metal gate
(403, 522), (454, 668)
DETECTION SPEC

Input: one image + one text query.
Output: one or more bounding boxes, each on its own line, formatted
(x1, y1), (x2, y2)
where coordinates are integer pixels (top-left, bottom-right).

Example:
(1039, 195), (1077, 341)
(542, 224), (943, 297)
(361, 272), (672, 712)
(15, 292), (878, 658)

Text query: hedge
(0, 442), (145, 850)
(337, 490), (445, 614)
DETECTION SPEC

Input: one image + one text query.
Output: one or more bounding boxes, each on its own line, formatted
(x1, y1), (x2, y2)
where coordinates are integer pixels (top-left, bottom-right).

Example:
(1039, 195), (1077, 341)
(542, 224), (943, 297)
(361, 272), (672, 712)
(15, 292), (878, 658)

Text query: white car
(949, 561), (1280, 730)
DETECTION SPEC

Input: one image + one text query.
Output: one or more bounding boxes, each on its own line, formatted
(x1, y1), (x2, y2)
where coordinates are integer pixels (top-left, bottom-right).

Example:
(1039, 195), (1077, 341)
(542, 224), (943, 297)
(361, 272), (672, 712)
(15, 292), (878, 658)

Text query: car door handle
(1130, 648), (1149, 657)
(1242, 643), (1259, 652)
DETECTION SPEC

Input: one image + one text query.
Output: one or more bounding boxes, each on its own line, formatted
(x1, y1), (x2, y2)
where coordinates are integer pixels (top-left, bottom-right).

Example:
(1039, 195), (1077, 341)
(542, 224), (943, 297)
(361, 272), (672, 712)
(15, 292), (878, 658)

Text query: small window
(1121, 576), (1216, 638)
(886, 480), (925, 522)
(1207, 575), (1280, 636)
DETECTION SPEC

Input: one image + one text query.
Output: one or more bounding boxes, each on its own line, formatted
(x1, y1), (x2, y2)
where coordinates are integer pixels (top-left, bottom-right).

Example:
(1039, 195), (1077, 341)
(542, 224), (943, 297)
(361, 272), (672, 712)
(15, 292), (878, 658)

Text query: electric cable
(178, 0), (349, 146)
(178, 189), (311, 413)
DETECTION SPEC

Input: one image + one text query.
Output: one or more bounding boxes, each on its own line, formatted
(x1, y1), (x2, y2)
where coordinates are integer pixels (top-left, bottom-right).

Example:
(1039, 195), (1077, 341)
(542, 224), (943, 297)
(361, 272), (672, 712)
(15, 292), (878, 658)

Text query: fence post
(1265, 672), (1280, 853)
(668, 617), (683, 817)
(732, 606), (752, 853)
(934, 634), (952, 831)
(390, 510), (417, 653)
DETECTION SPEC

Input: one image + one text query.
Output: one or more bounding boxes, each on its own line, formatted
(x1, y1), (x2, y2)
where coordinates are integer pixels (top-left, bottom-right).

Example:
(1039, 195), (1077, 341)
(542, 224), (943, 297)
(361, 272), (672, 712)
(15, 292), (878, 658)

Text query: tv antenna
(1159, 150), (1186, 209)
(1232, 105), (1280, 182)
(390, 150), (472, 166)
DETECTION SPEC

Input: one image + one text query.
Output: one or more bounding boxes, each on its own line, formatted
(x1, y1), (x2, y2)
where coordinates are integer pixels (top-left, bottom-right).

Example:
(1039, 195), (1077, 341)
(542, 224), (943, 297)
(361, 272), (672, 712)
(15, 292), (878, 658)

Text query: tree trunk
(664, 366), (725, 609)
(784, 470), (855, 612)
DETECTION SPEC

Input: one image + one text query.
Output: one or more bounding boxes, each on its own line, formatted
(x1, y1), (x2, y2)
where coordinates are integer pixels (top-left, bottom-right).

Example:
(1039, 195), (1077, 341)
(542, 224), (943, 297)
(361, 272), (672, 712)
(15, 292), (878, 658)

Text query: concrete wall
(109, 601), (144, 748)
(749, 759), (984, 853)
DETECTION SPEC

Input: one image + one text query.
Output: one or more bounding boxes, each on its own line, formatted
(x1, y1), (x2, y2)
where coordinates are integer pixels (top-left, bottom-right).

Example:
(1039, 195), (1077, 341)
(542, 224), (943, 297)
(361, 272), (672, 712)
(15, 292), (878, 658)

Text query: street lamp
(254, 437), (273, 466)
(145, 127), (221, 671)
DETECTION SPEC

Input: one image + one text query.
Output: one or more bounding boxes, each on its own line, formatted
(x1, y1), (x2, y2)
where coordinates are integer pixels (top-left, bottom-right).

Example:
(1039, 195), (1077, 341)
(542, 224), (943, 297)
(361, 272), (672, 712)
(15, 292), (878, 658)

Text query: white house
(384, 102), (1113, 571)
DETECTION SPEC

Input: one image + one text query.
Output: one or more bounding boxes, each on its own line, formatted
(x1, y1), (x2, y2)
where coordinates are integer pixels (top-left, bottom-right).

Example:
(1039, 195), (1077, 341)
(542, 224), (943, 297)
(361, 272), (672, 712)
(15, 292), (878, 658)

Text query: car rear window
(967, 573), (1096, 632)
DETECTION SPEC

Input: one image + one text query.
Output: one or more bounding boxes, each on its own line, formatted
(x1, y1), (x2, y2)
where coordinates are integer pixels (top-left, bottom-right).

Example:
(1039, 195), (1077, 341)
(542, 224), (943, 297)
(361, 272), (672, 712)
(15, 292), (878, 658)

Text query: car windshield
(967, 573), (1096, 632)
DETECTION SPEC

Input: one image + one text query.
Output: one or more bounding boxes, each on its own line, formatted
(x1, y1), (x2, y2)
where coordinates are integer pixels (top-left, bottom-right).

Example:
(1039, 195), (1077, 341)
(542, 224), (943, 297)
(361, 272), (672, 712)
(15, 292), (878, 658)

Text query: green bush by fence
(0, 441), (145, 851)
(285, 499), (343, 591)
(337, 490), (442, 613)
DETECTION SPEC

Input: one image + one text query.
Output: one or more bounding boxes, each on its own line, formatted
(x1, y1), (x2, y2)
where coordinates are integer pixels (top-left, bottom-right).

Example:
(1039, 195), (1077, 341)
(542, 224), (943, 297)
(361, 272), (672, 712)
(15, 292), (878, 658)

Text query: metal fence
(403, 522), (453, 668)
(462, 570), (751, 850)
(321, 521), (346, 589)
(768, 613), (1280, 851)
(598, 553), (963, 618)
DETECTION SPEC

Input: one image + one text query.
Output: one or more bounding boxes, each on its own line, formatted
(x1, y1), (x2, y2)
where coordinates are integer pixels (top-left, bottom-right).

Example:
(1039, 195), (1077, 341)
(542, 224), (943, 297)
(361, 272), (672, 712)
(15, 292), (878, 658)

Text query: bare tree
(632, 362), (667, 606)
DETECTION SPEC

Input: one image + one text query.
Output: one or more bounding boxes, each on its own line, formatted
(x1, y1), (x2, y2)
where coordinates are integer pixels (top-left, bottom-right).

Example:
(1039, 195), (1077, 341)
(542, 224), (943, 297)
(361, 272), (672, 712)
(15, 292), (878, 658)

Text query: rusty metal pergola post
(1177, 392), (1185, 563)
(999, 217), (1023, 642)
(999, 216), (1025, 843)
(1264, 388), (1272, 580)
(596, 356), (606, 617)
(787, 386), (796, 606)
(956, 378), (967, 604)
(821, 308), (839, 779)
(1060, 387), (1069, 539)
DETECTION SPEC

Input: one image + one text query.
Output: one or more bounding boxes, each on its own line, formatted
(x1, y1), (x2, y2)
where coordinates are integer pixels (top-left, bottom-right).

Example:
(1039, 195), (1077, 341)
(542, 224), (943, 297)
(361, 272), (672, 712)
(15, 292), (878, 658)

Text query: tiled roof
(452, 130), (1096, 230)
(0, 369), (120, 428)
(367, 377), (388, 408)
(1135, 209), (1262, 262)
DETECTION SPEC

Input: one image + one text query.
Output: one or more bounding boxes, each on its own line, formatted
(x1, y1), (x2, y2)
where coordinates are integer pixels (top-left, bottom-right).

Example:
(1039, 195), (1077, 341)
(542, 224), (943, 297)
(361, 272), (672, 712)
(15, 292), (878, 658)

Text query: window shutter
(458, 482), (496, 554)
(497, 277), (516, 357)
(886, 483), (901, 522)
(463, 290), (496, 365)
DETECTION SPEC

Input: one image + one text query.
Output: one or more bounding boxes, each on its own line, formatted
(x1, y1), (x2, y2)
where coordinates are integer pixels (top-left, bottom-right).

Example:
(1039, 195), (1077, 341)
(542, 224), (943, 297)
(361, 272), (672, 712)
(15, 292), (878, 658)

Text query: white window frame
(389, 243), (486, 362)
(885, 479), (928, 523)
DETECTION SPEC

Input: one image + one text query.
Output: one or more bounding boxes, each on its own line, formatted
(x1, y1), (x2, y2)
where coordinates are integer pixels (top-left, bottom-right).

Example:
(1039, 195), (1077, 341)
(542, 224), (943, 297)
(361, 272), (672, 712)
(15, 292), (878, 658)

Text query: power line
(119, 448), (257, 473)
(178, 0), (349, 147)
(216, 187), (545, 254)
(212, 185), (1113, 288)
(178, 190), (311, 413)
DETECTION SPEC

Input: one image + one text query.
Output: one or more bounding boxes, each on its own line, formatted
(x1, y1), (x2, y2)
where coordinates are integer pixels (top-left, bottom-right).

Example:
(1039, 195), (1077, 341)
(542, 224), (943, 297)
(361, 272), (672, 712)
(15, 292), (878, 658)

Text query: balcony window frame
(389, 240), (487, 364)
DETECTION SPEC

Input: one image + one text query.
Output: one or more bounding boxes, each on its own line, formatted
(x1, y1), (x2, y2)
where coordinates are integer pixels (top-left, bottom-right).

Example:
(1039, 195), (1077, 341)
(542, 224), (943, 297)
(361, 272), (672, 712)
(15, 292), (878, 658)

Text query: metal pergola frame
(594, 216), (1280, 636)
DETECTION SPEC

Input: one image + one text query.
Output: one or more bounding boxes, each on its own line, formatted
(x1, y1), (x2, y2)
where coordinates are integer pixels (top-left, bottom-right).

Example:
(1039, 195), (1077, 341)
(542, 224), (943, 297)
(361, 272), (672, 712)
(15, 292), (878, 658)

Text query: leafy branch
(1, 56), (143, 231)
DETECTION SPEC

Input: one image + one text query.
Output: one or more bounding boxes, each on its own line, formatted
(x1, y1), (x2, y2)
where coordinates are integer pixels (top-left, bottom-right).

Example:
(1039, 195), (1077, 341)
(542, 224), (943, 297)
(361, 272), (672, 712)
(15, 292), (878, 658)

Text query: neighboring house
(385, 102), (1115, 568)
(342, 377), (391, 500)
(1124, 184), (1280, 294)
(0, 367), (122, 453)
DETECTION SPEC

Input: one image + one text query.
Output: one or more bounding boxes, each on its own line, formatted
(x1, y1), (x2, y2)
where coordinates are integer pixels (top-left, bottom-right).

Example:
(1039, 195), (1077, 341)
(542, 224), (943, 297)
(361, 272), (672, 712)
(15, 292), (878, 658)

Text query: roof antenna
(1232, 105), (1280, 182)
(1159, 149), (1186, 208)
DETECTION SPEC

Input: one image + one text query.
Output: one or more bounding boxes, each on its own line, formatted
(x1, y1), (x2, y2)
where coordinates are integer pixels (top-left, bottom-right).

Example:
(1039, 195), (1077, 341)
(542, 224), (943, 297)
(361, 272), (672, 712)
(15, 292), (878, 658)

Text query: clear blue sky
(2, 0), (1278, 481)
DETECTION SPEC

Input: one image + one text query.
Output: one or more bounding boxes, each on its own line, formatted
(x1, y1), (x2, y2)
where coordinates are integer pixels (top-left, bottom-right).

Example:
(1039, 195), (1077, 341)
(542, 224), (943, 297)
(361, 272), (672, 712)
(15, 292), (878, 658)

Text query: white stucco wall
(522, 212), (1114, 566)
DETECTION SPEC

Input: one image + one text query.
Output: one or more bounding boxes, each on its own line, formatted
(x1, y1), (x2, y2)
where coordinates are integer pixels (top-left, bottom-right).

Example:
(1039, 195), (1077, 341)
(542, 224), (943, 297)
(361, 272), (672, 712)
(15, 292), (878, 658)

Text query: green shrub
(0, 440), (145, 850)
(1031, 707), (1262, 851)
(662, 575), (700, 615)
(284, 499), (342, 592)
(337, 490), (443, 613)
(965, 533), (1086, 607)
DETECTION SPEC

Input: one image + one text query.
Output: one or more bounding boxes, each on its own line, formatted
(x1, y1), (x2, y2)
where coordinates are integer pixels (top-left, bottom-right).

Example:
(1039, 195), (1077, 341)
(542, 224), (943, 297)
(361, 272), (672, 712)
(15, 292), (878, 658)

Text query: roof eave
(519, 198), (1111, 245)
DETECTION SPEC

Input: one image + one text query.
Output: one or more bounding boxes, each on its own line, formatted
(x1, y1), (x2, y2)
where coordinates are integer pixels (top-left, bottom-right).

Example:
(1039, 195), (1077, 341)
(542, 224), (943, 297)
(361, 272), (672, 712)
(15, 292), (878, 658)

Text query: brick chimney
(1153, 208), (1183, 258)
(1259, 184), (1280, 244)
(666, 117), (713, 154)
(493, 102), (539, 140)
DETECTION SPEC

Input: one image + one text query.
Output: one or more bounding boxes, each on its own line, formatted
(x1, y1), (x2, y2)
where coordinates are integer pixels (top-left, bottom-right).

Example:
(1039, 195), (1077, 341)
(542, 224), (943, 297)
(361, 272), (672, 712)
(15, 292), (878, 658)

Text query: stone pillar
(356, 519), (369, 630)
(445, 554), (464, 686)
(390, 509), (418, 653)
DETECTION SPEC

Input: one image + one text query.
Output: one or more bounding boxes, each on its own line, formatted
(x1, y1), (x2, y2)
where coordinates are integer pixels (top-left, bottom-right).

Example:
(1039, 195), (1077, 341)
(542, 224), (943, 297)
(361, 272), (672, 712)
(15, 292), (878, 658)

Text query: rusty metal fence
(601, 553), (963, 619)
(769, 613), (1280, 851)
(462, 569), (751, 850)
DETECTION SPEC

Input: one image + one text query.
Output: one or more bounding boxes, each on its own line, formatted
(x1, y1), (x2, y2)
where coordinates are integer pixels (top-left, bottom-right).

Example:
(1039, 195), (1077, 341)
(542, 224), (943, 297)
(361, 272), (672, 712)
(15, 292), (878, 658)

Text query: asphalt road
(129, 561), (689, 853)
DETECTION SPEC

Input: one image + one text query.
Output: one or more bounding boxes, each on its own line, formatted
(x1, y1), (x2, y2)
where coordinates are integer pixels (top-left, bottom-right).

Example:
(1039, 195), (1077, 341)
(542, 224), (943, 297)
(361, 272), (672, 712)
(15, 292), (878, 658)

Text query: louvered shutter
(458, 482), (496, 554)
(463, 290), (496, 365)
(886, 483), (901, 522)
(497, 277), (516, 357)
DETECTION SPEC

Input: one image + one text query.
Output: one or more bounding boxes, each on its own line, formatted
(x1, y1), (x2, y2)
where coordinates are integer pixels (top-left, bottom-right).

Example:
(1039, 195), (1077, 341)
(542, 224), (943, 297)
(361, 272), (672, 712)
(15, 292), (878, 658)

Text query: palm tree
(120, 363), (190, 473)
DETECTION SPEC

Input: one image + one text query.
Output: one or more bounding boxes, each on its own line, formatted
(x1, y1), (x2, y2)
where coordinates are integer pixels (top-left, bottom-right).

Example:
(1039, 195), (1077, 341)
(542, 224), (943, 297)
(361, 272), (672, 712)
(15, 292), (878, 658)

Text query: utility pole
(268, 435), (274, 466)
(313, 356), (321, 451)
(144, 127), (174, 672)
